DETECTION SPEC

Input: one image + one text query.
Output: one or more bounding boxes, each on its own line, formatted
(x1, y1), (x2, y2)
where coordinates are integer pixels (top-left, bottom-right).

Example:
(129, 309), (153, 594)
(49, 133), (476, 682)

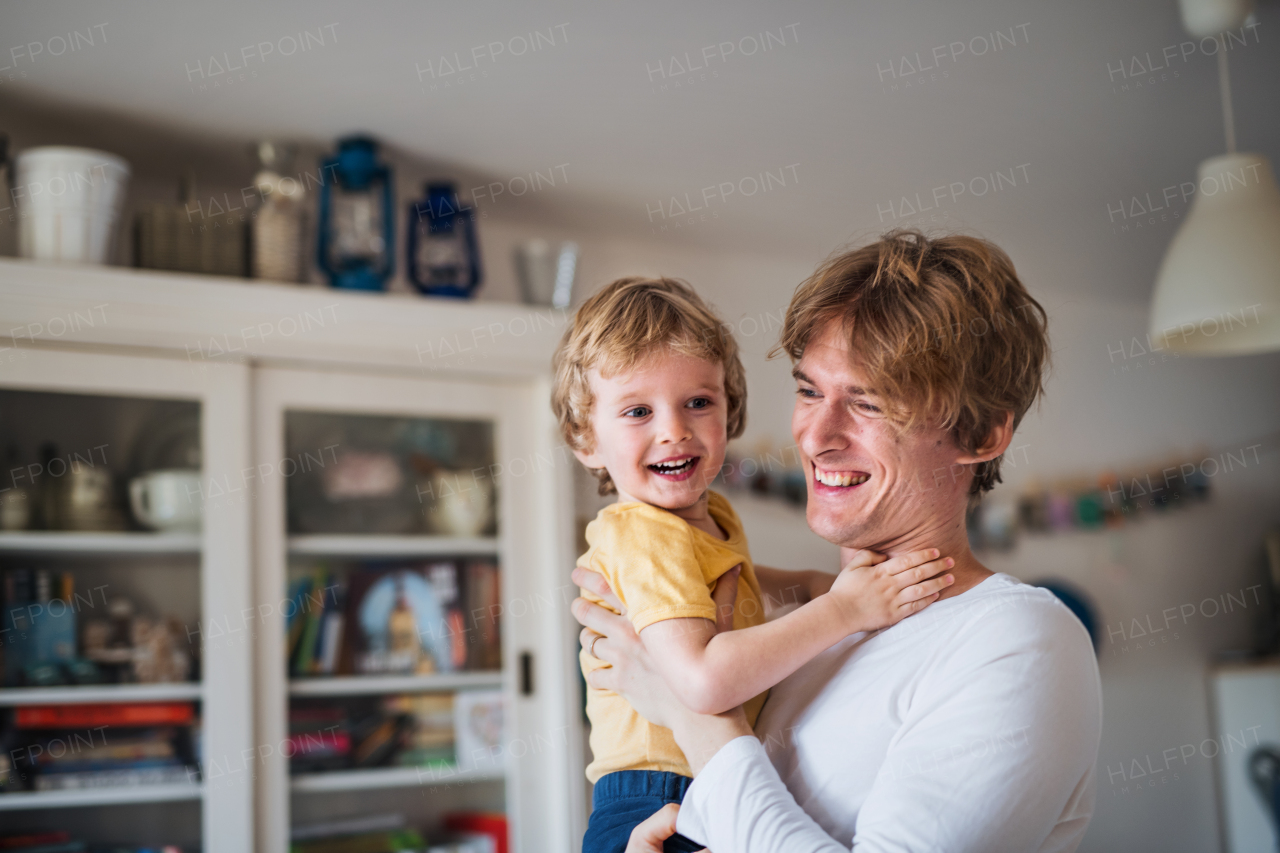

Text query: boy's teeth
(651, 458), (694, 471)
(815, 469), (869, 487)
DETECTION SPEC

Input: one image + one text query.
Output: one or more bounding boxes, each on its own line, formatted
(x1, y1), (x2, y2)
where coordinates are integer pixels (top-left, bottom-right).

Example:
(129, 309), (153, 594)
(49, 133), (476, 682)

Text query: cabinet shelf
(288, 671), (502, 697)
(0, 531), (201, 556)
(287, 535), (499, 558)
(0, 682), (203, 706)
(0, 782), (203, 811)
(290, 765), (503, 793)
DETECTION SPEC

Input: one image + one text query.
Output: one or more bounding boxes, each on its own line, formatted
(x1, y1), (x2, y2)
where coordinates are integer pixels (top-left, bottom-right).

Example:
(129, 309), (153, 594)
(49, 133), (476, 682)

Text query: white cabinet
(0, 259), (585, 852)
(0, 347), (254, 853)
(254, 366), (583, 852)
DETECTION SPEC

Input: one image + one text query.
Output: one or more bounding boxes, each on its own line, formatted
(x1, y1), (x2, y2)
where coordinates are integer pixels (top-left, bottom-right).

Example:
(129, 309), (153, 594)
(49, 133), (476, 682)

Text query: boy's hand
(807, 570), (836, 601)
(826, 548), (954, 634)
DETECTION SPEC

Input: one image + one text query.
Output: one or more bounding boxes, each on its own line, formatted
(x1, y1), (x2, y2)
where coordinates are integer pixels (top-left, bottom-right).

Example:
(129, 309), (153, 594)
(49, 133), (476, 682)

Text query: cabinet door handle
(519, 651), (534, 696)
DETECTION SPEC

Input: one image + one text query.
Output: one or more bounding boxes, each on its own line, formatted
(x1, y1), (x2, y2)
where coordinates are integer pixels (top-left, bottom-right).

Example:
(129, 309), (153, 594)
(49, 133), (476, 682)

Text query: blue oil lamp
(407, 182), (481, 298)
(317, 136), (394, 291)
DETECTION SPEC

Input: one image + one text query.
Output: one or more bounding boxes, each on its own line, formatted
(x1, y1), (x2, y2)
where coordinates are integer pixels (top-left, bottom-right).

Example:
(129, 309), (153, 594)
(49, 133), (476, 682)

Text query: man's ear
(955, 411), (1015, 464)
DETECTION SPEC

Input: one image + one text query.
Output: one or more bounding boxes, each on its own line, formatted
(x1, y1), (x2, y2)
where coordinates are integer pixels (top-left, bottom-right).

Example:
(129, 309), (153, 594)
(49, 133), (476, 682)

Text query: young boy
(552, 277), (953, 853)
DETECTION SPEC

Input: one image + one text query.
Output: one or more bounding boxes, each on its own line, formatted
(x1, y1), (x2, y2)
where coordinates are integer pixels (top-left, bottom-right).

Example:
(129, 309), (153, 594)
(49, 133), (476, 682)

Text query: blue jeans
(583, 770), (703, 853)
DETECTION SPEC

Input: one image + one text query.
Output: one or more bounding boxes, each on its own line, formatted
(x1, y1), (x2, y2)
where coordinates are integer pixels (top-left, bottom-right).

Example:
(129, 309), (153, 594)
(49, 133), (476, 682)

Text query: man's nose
(798, 398), (852, 456)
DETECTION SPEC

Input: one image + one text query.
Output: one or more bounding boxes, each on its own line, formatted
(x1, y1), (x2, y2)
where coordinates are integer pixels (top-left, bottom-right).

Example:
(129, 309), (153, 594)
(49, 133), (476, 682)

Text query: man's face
(791, 320), (973, 551)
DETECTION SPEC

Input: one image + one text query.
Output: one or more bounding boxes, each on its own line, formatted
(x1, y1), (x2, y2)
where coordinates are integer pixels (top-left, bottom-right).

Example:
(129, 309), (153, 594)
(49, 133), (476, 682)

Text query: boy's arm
(754, 565), (835, 612)
(640, 550), (954, 715)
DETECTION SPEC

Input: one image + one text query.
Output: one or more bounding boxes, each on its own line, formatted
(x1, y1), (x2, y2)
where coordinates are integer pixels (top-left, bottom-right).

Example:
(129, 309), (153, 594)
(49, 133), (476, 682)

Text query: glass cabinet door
(254, 366), (581, 853)
(0, 348), (253, 853)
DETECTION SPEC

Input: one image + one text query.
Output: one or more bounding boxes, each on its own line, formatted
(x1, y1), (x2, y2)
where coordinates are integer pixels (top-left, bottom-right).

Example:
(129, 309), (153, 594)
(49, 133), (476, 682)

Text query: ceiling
(2, 0), (1278, 303)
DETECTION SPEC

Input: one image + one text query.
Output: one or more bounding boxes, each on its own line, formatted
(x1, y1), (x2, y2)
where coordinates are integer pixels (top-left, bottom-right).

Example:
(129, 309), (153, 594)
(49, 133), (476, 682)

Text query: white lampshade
(1177, 0), (1253, 38)
(1148, 152), (1280, 355)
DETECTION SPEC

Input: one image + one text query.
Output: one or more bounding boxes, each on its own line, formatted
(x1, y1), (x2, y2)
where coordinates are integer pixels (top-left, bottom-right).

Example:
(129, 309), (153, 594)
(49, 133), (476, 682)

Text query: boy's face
(575, 351), (729, 511)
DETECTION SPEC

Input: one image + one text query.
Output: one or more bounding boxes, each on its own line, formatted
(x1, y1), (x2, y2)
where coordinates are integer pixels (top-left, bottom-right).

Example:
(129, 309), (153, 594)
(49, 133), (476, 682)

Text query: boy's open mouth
(648, 455), (700, 481)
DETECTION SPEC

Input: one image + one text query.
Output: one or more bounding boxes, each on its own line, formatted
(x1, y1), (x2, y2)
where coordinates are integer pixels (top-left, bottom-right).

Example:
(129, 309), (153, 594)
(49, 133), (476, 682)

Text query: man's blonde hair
(773, 230), (1049, 497)
(552, 276), (747, 495)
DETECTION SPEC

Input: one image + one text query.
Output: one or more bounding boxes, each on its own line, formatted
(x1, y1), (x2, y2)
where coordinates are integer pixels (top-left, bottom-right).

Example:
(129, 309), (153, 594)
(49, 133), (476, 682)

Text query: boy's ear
(572, 444), (605, 470)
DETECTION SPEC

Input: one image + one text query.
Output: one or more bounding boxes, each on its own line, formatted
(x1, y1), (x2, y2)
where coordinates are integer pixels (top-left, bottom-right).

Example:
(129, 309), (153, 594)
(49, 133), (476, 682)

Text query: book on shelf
(290, 829), (426, 853)
(286, 558), (501, 679)
(2, 568), (78, 688)
(288, 568), (346, 677)
(33, 764), (194, 790)
(291, 813), (407, 842)
(15, 702), (195, 728)
(0, 831), (86, 853)
(452, 690), (504, 774)
(288, 706), (350, 773)
(383, 693), (454, 766)
(341, 561), (461, 677)
(463, 560), (501, 672)
(289, 814), (441, 853)
(444, 812), (508, 853)
(30, 727), (180, 776)
(0, 831), (74, 850)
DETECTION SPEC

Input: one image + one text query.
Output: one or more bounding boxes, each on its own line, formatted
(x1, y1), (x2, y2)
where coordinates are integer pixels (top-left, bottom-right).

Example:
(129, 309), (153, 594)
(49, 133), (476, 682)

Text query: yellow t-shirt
(579, 490), (768, 783)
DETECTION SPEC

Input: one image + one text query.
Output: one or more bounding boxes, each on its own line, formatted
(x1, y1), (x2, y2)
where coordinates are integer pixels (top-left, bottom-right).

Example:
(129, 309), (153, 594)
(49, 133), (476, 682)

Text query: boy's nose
(656, 410), (693, 443)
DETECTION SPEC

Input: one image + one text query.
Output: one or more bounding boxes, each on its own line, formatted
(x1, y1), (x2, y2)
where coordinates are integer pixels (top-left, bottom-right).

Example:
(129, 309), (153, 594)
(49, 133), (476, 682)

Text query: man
(572, 230), (1102, 852)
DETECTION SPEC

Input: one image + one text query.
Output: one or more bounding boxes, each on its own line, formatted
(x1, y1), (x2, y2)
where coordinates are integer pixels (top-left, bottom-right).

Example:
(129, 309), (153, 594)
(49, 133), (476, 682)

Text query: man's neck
(840, 512), (992, 602)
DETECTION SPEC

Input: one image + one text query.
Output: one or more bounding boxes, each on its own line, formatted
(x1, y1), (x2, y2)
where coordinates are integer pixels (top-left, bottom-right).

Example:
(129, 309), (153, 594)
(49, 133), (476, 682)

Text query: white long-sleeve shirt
(677, 573), (1102, 852)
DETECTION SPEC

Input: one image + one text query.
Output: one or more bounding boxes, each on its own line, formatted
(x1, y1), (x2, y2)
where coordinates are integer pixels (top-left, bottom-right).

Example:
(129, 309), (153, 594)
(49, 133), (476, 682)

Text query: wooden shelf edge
(287, 534), (500, 557)
(0, 683), (203, 706)
(0, 531), (201, 554)
(290, 765), (503, 793)
(288, 672), (502, 697)
(0, 782), (203, 810)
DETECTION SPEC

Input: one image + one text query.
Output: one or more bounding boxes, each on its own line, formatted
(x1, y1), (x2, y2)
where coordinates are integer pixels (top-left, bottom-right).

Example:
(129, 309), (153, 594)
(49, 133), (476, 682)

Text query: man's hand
(625, 803), (708, 853)
(826, 548), (954, 633)
(571, 565), (740, 730)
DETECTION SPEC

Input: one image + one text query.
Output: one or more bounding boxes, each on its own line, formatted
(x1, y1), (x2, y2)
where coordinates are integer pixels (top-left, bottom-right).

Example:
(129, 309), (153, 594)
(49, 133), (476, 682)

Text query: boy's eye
(854, 401), (883, 416)
(623, 406), (651, 418)
(687, 397), (711, 410)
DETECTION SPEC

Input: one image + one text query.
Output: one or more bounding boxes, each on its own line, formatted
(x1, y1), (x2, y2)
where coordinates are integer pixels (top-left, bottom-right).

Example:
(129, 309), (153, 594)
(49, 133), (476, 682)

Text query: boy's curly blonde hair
(552, 276), (747, 495)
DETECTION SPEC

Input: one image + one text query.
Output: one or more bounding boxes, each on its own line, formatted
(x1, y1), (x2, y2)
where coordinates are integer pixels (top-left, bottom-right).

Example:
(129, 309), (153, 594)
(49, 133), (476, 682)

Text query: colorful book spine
(16, 703), (196, 728)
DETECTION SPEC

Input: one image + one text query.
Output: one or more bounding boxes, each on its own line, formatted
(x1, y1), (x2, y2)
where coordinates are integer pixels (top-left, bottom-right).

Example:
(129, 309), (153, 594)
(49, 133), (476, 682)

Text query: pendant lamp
(1148, 1), (1280, 354)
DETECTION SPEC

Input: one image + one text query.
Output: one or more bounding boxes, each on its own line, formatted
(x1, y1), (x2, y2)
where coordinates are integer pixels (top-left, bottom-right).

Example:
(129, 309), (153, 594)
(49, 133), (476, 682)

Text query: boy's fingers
(573, 566), (626, 614)
(883, 549), (942, 574)
(842, 549), (885, 571)
(890, 557), (953, 587)
(712, 566), (741, 634)
(898, 573), (954, 604)
(900, 592), (940, 615)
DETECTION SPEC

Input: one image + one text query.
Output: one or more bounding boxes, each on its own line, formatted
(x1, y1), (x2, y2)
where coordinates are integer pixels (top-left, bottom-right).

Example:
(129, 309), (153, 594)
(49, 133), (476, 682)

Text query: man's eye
(624, 407), (650, 418)
(796, 387), (819, 399)
(687, 397), (711, 409)
(855, 401), (883, 415)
